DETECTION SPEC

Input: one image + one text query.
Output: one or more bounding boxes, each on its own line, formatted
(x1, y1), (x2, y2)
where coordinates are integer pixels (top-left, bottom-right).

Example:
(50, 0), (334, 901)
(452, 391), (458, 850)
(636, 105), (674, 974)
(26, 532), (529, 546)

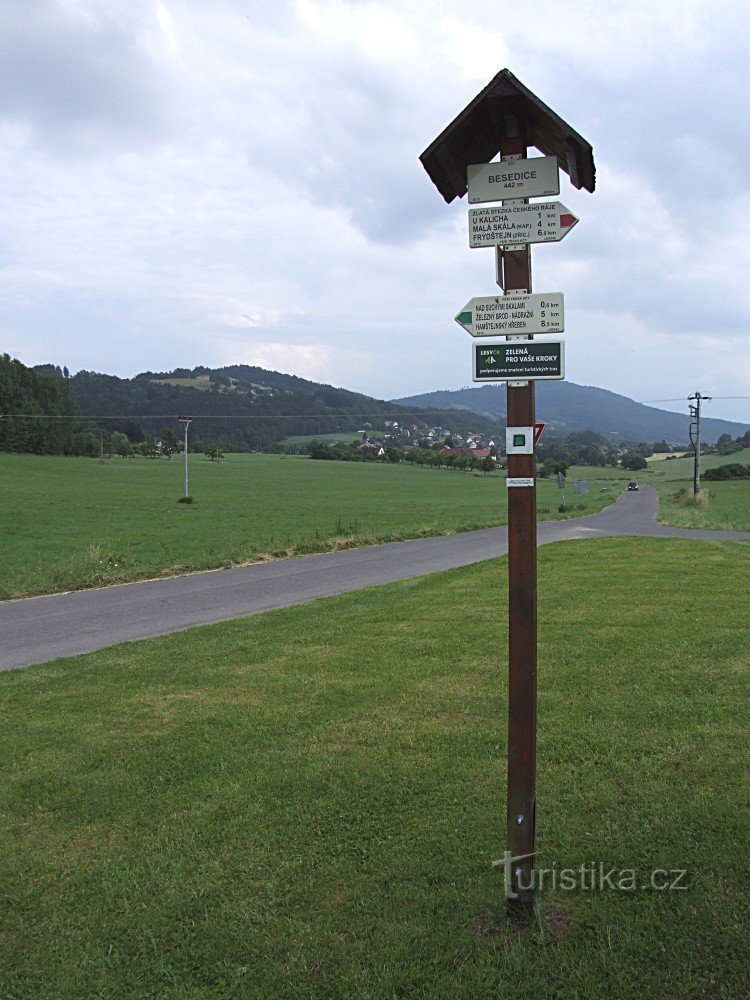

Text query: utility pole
(99, 429), (105, 463)
(688, 392), (710, 495)
(178, 416), (191, 499)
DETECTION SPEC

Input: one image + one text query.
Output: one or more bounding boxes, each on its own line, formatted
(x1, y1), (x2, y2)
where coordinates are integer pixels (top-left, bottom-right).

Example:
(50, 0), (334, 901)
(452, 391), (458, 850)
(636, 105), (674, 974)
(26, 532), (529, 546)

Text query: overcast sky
(1, 0), (749, 423)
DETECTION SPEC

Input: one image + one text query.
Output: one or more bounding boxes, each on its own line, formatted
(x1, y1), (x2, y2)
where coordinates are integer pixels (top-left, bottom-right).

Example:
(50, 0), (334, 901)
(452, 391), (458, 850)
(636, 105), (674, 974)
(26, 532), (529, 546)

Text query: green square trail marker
(420, 68), (595, 918)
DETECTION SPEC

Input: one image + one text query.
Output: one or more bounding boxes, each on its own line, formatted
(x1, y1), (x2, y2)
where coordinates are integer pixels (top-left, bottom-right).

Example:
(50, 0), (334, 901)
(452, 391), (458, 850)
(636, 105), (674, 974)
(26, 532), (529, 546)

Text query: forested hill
(67, 364), (500, 450)
(393, 382), (747, 445)
(0, 353), (82, 453)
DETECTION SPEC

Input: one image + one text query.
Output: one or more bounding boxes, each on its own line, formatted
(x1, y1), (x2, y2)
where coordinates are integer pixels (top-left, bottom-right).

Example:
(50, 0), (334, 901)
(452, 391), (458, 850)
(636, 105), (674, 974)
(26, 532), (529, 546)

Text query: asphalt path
(2, 486), (747, 671)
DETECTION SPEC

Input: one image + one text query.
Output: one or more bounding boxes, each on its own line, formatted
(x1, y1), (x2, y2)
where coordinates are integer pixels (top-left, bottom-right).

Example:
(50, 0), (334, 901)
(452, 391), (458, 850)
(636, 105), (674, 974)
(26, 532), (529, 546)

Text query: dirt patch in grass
(543, 902), (574, 941)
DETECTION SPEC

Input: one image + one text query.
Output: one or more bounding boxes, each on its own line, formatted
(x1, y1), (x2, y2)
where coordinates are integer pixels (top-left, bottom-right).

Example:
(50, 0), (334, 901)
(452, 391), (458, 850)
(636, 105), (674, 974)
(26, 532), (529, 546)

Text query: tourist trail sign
(469, 202), (578, 248)
(473, 340), (564, 382)
(468, 155), (560, 203)
(420, 68), (595, 917)
(455, 293), (564, 337)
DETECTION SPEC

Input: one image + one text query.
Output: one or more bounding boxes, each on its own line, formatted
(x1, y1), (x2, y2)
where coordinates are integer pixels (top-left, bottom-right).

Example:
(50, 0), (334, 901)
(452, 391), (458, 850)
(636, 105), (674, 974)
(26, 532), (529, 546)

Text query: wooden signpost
(420, 69), (595, 917)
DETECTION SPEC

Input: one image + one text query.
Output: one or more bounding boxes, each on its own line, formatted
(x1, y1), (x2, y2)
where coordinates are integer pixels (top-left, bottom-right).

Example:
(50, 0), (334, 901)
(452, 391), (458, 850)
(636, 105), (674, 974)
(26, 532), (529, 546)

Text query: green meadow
(2, 448), (747, 601)
(647, 448), (750, 532)
(0, 452), (614, 599)
(0, 539), (747, 997)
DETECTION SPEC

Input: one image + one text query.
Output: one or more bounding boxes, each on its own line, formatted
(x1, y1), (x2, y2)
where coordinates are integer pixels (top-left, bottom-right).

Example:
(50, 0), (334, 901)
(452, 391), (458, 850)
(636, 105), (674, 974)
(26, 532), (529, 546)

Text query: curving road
(1, 486), (747, 671)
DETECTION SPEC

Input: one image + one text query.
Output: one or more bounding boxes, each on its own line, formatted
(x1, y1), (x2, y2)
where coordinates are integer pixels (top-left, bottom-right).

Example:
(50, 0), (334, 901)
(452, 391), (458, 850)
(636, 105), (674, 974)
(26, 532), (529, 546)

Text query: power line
(638, 396), (749, 403)
(0, 409), (494, 422)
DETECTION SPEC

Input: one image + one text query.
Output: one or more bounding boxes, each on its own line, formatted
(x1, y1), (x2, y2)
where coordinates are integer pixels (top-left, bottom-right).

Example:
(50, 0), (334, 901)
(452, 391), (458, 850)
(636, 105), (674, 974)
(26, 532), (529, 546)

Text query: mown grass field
(0, 453), (615, 600)
(0, 538), (747, 997)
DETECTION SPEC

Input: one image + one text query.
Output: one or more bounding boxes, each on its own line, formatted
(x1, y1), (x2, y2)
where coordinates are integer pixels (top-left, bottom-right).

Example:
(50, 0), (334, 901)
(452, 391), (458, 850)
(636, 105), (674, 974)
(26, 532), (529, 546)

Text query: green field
(649, 448), (750, 480)
(647, 448), (750, 532)
(0, 453), (615, 600)
(0, 539), (747, 997)
(654, 479), (750, 532)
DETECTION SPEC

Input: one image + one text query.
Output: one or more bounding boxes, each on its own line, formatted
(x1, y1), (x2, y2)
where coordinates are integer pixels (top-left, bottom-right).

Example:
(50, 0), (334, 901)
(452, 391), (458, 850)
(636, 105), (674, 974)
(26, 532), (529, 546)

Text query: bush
(620, 450), (647, 471)
(702, 463), (750, 481)
(178, 495), (194, 504)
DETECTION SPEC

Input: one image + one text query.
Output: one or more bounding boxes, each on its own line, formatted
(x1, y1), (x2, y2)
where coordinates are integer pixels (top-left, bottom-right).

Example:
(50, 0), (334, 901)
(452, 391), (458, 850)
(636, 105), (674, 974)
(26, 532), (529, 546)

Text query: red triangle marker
(534, 423), (545, 445)
(559, 213), (577, 229)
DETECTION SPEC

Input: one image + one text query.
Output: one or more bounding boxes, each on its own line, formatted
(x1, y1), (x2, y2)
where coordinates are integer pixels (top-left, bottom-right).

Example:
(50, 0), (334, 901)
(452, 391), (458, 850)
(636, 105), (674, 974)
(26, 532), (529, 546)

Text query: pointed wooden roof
(420, 69), (595, 202)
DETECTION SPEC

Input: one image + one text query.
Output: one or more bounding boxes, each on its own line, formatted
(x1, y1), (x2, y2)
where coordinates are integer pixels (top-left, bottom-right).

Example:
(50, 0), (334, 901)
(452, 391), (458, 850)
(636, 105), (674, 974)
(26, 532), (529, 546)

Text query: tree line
(0, 353), (85, 455)
(309, 439), (497, 473)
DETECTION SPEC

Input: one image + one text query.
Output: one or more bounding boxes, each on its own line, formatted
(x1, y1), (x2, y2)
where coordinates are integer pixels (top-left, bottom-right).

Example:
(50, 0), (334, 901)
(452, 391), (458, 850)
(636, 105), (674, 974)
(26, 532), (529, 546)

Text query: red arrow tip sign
(559, 213), (577, 229)
(534, 423), (545, 445)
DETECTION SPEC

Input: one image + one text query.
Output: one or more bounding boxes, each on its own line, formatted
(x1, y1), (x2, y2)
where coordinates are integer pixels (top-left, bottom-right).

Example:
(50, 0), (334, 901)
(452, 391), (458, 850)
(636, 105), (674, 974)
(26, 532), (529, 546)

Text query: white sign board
(506, 477), (535, 488)
(469, 202), (578, 248)
(468, 156), (559, 204)
(455, 293), (564, 337)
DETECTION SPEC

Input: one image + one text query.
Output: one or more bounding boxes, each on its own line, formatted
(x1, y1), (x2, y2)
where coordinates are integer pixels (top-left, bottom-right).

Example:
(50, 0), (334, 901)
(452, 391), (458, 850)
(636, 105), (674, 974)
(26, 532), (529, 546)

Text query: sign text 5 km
(455, 293), (564, 337)
(469, 202), (578, 248)
(473, 340), (565, 382)
(468, 155), (559, 203)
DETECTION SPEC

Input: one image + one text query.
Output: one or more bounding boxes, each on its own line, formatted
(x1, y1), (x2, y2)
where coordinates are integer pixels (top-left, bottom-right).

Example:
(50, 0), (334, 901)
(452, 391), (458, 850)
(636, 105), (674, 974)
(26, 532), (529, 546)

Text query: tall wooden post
(500, 120), (537, 914)
(418, 66), (595, 922)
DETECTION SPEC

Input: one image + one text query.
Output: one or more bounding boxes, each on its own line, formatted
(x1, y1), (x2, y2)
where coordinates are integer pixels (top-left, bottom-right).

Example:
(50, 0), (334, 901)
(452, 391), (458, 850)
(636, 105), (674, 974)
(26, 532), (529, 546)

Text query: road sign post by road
(421, 69), (595, 918)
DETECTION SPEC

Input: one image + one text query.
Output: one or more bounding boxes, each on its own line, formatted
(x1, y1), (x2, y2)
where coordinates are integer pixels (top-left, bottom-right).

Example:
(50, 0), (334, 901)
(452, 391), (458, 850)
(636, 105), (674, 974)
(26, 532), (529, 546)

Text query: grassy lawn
(0, 453), (614, 600)
(654, 479), (750, 532)
(0, 538), (747, 997)
(647, 449), (750, 532)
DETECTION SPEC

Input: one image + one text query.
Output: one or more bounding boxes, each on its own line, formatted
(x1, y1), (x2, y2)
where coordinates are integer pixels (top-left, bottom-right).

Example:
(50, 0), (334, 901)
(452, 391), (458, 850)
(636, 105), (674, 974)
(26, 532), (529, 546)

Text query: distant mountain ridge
(392, 382), (747, 445)
(19, 358), (747, 448)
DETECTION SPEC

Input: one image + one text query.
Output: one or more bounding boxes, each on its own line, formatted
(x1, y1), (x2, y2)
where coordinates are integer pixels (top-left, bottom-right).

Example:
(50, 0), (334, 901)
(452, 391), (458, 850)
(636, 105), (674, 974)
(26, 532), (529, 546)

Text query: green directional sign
(473, 340), (564, 382)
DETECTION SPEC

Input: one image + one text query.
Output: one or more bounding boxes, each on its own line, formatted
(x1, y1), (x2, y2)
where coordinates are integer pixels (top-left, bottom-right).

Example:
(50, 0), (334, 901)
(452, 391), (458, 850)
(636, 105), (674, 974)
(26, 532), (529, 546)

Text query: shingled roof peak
(419, 68), (595, 203)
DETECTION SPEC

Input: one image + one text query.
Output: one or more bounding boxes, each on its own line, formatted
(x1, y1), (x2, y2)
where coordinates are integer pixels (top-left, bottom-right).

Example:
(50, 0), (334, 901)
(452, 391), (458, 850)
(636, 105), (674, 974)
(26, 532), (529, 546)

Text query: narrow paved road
(2, 487), (747, 671)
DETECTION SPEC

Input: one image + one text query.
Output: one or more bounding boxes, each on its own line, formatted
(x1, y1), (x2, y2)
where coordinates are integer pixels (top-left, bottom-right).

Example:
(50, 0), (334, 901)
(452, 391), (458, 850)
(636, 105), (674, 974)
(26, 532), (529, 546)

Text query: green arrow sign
(455, 293), (564, 337)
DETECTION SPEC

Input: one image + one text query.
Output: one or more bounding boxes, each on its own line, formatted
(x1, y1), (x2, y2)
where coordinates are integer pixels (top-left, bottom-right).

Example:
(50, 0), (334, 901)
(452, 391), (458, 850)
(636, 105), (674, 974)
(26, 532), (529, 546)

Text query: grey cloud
(0, 1), (172, 149)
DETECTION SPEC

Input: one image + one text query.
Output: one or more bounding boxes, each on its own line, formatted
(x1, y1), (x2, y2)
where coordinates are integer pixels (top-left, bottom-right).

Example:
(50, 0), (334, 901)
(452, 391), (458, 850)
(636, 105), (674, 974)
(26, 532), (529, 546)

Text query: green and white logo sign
(473, 340), (565, 381)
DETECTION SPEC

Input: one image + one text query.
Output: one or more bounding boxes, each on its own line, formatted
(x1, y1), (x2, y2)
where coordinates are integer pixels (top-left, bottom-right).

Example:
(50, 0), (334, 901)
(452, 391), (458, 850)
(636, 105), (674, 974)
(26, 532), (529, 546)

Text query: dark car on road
(627, 481), (639, 491)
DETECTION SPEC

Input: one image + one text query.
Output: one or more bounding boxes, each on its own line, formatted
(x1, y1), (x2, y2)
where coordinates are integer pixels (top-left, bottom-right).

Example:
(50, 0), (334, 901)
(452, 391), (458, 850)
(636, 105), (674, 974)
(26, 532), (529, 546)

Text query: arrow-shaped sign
(455, 292), (564, 337)
(468, 201), (578, 248)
